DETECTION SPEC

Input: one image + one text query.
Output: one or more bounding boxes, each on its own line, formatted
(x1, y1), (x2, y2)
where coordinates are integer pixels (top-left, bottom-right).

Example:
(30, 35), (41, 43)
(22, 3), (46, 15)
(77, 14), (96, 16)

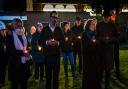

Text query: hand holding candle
(48, 38), (59, 46)
(23, 50), (29, 56)
(38, 46), (42, 51)
(91, 36), (96, 43)
(77, 36), (81, 39)
(65, 37), (68, 41)
(24, 50), (28, 53)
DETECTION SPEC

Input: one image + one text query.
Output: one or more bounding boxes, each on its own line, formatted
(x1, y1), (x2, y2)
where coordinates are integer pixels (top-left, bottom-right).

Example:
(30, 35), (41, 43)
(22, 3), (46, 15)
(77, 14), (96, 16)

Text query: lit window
(65, 5), (76, 12)
(43, 4), (54, 11)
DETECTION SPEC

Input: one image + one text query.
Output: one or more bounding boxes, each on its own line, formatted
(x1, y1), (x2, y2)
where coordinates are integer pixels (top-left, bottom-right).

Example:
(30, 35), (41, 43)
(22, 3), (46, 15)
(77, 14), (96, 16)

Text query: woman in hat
(31, 22), (45, 82)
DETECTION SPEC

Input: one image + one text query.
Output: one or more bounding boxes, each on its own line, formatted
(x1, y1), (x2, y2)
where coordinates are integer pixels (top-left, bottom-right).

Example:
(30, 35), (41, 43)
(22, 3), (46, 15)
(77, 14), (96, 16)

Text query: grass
(1, 47), (128, 89)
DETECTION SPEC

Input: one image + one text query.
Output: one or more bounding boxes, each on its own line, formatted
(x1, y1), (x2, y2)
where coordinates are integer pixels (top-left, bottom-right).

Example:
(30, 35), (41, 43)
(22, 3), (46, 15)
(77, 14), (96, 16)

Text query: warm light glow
(83, 5), (96, 16)
(30, 26), (36, 35)
(65, 5), (76, 12)
(55, 5), (64, 9)
(24, 50), (28, 54)
(43, 4), (54, 11)
(121, 9), (128, 12)
(38, 46), (42, 51)
(65, 37), (68, 41)
(77, 36), (81, 39)
(43, 4), (76, 12)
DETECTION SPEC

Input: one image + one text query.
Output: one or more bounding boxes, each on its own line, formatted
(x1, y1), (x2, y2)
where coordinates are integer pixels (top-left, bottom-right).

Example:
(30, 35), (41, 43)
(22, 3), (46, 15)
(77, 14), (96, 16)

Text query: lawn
(1, 48), (128, 89)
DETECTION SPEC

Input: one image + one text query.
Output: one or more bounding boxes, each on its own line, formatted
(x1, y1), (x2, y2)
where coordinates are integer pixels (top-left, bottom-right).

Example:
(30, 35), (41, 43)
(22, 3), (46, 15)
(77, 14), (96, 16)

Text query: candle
(3, 44), (6, 52)
(78, 36), (81, 39)
(106, 36), (109, 40)
(65, 37), (68, 41)
(38, 46), (42, 51)
(24, 50), (28, 54)
(92, 39), (96, 43)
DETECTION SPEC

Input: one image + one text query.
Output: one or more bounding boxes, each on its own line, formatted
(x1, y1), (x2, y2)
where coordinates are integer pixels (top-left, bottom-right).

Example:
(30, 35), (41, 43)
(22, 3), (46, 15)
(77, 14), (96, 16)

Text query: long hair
(85, 19), (93, 32)
(11, 18), (24, 30)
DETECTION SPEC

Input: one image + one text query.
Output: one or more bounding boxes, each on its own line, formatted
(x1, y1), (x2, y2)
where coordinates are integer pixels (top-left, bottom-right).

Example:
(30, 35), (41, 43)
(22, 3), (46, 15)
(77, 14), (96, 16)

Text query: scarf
(86, 31), (96, 39)
(13, 31), (31, 64)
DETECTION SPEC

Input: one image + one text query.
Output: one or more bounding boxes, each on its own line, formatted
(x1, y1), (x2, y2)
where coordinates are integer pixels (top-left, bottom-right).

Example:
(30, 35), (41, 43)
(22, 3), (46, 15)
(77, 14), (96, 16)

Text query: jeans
(34, 62), (44, 80)
(62, 52), (76, 78)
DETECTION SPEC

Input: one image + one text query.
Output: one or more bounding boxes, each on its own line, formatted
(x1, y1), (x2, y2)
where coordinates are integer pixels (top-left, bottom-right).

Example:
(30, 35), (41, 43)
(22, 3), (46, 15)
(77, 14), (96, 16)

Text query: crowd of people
(0, 11), (120, 89)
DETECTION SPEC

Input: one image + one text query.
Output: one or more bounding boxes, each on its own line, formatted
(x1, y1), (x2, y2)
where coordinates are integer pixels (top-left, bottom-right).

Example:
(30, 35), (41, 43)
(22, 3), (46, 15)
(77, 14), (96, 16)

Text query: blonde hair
(11, 18), (24, 30)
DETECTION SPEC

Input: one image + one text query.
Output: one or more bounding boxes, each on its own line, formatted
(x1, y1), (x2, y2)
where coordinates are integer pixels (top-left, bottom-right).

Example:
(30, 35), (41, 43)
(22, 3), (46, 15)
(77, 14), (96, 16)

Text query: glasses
(51, 16), (59, 19)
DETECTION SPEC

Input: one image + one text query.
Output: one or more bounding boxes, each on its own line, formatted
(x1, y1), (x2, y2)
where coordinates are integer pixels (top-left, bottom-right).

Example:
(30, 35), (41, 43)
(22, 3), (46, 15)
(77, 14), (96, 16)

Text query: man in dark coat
(96, 11), (118, 89)
(71, 17), (84, 74)
(41, 11), (64, 89)
(110, 13), (120, 80)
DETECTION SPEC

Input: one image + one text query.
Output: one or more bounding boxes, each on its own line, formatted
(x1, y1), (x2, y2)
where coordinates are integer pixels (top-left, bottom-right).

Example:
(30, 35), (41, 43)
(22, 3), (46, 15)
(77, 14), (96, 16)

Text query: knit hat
(76, 16), (81, 21)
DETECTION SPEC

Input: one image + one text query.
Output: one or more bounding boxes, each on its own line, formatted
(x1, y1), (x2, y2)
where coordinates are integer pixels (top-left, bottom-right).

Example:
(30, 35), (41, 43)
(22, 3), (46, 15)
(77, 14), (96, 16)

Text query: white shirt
(49, 24), (55, 32)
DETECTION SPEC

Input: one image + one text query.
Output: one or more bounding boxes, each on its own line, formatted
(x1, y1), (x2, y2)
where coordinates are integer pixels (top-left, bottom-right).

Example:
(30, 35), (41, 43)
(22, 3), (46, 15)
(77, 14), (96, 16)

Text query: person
(71, 16), (84, 74)
(83, 19), (87, 31)
(0, 21), (8, 88)
(93, 18), (97, 30)
(61, 22), (77, 79)
(6, 18), (31, 89)
(31, 22), (45, 82)
(27, 26), (36, 51)
(41, 11), (64, 89)
(82, 19), (101, 89)
(96, 11), (118, 89)
(111, 12), (120, 79)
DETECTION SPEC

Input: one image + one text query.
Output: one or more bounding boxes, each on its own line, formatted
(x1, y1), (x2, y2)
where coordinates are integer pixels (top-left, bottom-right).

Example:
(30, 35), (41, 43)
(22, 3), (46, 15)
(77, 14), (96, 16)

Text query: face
(103, 16), (111, 23)
(37, 24), (43, 33)
(30, 26), (36, 35)
(64, 24), (70, 31)
(15, 27), (24, 36)
(84, 20), (87, 26)
(89, 21), (95, 32)
(50, 13), (58, 26)
(75, 20), (81, 26)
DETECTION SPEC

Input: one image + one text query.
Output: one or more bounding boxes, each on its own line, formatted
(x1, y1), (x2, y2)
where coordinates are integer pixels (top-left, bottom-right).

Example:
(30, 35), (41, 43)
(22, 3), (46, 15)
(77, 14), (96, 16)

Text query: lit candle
(106, 36), (109, 40)
(3, 44), (6, 52)
(24, 50), (28, 54)
(65, 37), (68, 41)
(38, 46), (42, 51)
(92, 39), (96, 43)
(78, 36), (81, 39)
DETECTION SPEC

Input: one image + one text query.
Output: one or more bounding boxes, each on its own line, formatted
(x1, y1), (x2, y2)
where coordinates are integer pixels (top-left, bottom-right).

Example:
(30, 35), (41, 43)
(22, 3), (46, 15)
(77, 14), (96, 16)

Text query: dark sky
(1, 0), (128, 12)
